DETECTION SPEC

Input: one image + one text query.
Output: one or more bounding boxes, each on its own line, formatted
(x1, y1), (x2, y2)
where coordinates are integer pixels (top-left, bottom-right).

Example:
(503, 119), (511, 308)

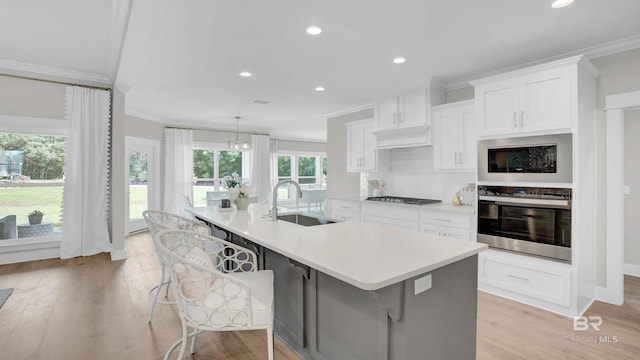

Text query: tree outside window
(191, 147), (249, 206)
(0, 132), (66, 230)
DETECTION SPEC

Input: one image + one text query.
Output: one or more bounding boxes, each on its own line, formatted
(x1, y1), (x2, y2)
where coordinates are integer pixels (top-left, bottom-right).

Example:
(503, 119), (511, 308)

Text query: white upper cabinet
(377, 89), (428, 130)
(473, 60), (580, 137)
(346, 119), (377, 172)
(432, 100), (476, 171)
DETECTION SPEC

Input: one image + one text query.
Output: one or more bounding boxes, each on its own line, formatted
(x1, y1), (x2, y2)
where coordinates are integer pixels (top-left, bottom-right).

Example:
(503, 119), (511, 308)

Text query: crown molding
(0, 59), (112, 86)
(109, 0), (133, 82)
(446, 34), (640, 91)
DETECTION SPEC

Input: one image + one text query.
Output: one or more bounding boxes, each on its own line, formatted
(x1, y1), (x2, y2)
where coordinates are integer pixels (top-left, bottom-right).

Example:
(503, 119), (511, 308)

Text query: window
(0, 132), (65, 239)
(192, 144), (251, 206)
(277, 152), (327, 200)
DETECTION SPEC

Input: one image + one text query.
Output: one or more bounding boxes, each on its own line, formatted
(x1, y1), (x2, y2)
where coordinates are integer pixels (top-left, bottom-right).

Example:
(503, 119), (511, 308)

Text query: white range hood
(371, 124), (431, 149)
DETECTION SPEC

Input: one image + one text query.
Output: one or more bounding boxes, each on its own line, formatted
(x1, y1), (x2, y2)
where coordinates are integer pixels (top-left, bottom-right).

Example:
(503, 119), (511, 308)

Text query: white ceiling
(2, 0), (640, 142)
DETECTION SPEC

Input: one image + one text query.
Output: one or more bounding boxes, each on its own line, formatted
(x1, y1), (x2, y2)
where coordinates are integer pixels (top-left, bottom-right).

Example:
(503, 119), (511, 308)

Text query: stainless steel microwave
(478, 134), (572, 183)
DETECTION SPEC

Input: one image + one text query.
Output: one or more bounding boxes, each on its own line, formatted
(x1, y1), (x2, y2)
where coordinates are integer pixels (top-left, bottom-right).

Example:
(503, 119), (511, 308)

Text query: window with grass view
(277, 153), (326, 200)
(0, 132), (65, 240)
(192, 146), (249, 206)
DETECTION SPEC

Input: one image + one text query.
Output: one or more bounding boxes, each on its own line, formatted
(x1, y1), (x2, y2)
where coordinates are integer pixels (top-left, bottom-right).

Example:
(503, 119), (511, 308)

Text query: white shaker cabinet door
(519, 68), (572, 133)
(399, 89), (428, 128)
(476, 79), (519, 136)
(377, 97), (399, 130)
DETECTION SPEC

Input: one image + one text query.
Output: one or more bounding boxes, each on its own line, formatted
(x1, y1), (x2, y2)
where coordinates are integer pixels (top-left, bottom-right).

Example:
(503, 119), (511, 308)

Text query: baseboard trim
(595, 286), (624, 306)
(624, 263), (640, 277)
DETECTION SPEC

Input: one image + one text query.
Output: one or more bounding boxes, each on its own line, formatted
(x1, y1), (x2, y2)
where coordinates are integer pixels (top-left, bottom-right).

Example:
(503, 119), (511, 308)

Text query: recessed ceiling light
(315, 86), (325, 92)
(239, 71), (252, 77)
(306, 26), (322, 35)
(551, 0), (574, 8)
(393, 57), (406, 64)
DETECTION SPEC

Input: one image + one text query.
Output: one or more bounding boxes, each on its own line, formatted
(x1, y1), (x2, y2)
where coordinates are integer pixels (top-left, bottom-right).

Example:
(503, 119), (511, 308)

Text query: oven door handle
(478, 195), (571, 208)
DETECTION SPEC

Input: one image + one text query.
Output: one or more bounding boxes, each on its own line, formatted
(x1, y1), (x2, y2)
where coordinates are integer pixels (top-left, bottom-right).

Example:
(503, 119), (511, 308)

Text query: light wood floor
(0, 232), (638, 359)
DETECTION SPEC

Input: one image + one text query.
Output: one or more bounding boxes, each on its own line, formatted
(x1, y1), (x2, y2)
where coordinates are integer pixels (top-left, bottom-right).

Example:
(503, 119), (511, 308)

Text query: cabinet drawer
(479, 252), (571, 306)
(419, 210), (471, 229)
(331, 200), (361, 214)
(419, 224), (471, 241)
(361, 214), (419, 231)
(361, 204), (419, 222)
(332, 210), (359, 222)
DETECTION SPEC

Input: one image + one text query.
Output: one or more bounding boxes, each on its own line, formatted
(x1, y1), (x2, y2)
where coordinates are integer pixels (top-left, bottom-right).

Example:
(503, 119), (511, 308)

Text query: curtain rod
(164, 125), (269, 137)
(1, 73), (112, 91)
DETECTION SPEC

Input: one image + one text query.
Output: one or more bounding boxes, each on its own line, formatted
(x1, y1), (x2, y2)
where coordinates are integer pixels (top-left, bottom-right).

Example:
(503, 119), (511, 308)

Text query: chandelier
(228, 116), (250, 150)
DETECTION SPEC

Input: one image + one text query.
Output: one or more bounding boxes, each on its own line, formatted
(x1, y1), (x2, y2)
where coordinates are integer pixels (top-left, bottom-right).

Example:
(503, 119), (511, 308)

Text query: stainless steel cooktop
(365, 196), (442, 205)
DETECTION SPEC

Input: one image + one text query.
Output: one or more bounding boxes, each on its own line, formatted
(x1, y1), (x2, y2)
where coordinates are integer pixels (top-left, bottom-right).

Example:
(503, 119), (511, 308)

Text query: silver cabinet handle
(398, 112), (403, 124)
(520, 110), (524, 128)
(435, 218), (451, 222)
(508, 274), (529, 282)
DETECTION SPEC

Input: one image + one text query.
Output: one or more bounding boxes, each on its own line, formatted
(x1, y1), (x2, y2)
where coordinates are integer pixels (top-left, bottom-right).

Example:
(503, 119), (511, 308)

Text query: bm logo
(573, 316), (602, 331)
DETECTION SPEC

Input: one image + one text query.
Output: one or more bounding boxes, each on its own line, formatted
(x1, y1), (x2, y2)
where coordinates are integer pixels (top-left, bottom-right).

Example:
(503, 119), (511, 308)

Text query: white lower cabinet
(330, 200), (360, 222)
(419, 224), (470, 241)
(361, 203), (420, 231)
(361, 214), (420, 231)
(419, 209), (473, 241)
(478, 249), (571, 308)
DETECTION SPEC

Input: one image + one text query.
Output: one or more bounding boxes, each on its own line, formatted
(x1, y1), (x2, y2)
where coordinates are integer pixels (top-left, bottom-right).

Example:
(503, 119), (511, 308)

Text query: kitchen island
(187, 204), (486, 360)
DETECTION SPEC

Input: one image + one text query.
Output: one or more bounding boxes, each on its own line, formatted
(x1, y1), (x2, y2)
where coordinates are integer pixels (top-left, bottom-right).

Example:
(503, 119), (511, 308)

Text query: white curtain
(163, 128), (194, 216)
(61, 86), (111, 259)
(268, 139), (279, 205)
(250, 134), (272, 203)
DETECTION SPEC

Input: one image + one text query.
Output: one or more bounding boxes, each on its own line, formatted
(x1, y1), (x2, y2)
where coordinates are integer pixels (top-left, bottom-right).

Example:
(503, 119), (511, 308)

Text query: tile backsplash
(365, 146), (475, 202)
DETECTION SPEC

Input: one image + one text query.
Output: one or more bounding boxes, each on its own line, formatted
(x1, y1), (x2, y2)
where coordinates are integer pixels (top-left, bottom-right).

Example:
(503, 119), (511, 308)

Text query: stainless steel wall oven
(477, 185), (572, 262)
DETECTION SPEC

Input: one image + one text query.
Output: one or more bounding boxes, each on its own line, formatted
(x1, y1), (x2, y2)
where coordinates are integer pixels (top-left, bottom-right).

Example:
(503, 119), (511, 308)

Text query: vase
(234, 196), (250, 210)
(228, 187), (240, 203)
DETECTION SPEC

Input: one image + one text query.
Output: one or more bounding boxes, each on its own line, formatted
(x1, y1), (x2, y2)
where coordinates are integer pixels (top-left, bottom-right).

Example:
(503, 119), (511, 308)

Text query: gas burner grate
(365, 196), (442, 205)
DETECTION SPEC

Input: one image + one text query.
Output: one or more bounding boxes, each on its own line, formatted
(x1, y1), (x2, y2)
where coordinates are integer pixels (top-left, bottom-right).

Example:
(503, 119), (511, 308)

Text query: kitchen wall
(278, 139), (326, 153)
(325, 108), (373, 201)
(125, 114), (165, 140)
(368, 147), (475, 202)
(591, 48), (640, 285)
(0, 75), (65, 119)
(624, 110), (640, 275)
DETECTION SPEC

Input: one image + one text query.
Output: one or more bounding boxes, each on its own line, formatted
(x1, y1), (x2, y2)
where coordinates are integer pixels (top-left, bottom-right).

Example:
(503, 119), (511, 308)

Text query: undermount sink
(277, 214), (336, 227)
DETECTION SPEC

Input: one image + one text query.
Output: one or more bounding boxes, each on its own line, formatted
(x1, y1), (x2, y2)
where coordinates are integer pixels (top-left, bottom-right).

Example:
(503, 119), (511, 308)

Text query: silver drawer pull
(507, 274), (529, 282)
(434, 218), (451, 222)
(339, 206), (351, 209)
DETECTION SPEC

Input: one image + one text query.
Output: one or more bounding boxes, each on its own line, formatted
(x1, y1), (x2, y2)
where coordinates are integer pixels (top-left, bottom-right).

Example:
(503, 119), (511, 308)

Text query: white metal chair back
(142, 210), (211, 323)
(154, 229), (274, 359)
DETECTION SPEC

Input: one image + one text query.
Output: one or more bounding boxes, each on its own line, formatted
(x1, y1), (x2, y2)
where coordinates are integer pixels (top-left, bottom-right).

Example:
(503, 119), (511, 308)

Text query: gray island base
(186, 204), (485, 360)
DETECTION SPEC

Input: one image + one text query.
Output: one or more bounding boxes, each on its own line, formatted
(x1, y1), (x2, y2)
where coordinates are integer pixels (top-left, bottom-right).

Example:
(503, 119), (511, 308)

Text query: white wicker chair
(155, 229), (274, 360)
(142, 210), (211, 323)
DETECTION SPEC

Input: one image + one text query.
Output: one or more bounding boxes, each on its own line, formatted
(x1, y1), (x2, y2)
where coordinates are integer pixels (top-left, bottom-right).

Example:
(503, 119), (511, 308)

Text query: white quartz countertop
(187, 204), (486, 291)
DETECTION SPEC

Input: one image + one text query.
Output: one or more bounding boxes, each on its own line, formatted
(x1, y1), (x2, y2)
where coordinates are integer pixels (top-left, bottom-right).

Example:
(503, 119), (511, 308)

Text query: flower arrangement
(238, 185), (252, 198)
(222, 172), (247, 189)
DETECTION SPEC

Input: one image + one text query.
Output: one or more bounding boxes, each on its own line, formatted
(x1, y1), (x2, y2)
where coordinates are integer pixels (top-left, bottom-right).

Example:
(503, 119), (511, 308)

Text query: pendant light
(228, 116), (250, 150)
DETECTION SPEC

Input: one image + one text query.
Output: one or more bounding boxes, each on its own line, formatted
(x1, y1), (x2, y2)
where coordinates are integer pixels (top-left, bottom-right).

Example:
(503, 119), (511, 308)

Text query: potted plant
(223, 172), (248, 202)
(28, 210), (44, 225)
(234, 185), (252, 210)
